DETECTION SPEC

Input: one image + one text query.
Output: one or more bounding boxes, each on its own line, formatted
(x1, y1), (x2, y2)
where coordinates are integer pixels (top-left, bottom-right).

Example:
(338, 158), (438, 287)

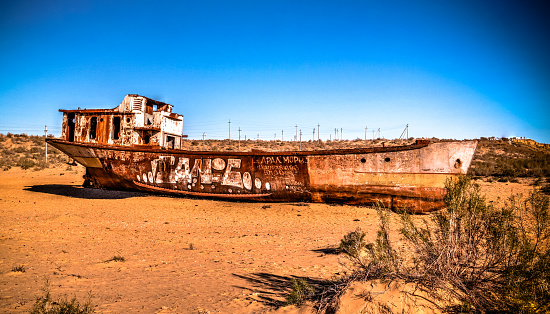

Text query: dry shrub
(338, 227), (366, 258)
(11, 265), (25, 272)
(104, 254), (125, 263)
(286, 278), (315, 306)
(315, 176), (550, 313)
(31, 279), (94, 314)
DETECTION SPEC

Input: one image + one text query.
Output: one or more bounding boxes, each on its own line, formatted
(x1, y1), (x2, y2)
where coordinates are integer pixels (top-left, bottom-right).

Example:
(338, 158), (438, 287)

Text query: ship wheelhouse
(60, 94), (184, 149)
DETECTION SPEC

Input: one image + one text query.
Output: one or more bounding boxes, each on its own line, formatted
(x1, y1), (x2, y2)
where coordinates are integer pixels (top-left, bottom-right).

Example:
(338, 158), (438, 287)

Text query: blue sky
(1, 0), (549, 143)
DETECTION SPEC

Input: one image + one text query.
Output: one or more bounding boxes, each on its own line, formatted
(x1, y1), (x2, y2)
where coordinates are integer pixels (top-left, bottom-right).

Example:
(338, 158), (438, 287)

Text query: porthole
(384, 157), (391, 162)
(454, 158), (462, 169)
(126, 118), (131, 123)
(360, 158), (366, 163)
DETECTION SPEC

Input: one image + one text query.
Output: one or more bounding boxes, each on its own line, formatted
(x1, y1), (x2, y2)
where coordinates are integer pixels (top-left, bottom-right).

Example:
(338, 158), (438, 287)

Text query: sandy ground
(0, 166), (535, 313)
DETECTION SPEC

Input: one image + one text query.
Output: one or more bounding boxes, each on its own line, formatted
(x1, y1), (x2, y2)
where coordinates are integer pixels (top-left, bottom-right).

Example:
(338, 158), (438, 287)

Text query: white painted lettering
(222, 158), (243, 188)
(175, 157), (191, 184)
(201, 159), (212, 184)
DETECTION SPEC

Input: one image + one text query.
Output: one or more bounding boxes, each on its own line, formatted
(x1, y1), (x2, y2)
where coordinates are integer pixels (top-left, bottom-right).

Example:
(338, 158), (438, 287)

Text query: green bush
(338, 227), (366, 258)
(32, 136), (45, 146)
(29, 147), (42, 154)
(17, 157), (35, 170)
(33, 161), (48, 171)
(14, 146), (27, 153)
(286, 278), (315, 306)
(318, 176), (550, 313)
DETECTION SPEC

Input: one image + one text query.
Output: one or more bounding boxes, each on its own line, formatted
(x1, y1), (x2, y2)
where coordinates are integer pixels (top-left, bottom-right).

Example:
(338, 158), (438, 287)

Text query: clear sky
(1, 0), (549, 143)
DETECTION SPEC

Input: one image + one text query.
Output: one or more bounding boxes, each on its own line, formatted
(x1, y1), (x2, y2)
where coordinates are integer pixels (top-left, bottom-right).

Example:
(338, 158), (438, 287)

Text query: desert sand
(0, 166), (534, 313)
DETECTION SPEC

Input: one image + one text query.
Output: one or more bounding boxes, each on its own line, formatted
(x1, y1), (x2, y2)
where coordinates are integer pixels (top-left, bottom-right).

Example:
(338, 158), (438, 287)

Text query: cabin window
(166, 135), (175, 149)
(454, 158), (462, 169)
(90, 117), (97, 139)
(384, 157), (391, 162)
(113, 116), (121, 140)
(67, 113), (75, 142)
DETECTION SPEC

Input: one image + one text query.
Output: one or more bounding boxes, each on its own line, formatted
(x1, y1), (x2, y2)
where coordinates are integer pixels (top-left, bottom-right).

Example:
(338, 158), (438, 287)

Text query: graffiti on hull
(136, 156), (263, 193)
(135, 155), (308, 194)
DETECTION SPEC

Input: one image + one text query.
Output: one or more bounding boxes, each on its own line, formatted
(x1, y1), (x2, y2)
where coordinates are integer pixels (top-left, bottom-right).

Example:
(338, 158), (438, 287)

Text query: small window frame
(112, 116), (121, 140)
(90, 116), (97, 140)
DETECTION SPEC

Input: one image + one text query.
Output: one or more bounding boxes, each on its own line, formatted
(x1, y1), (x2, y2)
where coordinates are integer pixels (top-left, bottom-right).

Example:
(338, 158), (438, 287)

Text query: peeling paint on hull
(47, 138), (478, 213)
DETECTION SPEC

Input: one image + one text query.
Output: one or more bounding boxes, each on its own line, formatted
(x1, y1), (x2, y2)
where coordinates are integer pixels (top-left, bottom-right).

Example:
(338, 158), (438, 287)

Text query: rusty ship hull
(46, 138), (477, 213)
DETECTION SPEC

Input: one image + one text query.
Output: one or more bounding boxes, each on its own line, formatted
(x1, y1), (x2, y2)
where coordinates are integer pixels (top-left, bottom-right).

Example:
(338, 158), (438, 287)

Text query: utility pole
(282, 130), (284, 141)
(317, 123), (320, 141)
(334, 128), (337, 141)
(295, 124), (298, 142)
(228, 119), (231, 141)
(399, 124), (409, 140)
(299, 129), (302, 151)
(257, 134), (260, 140)
(44, 125), (48, 164)
(313, 128), (315, 141)
(365, 126), (368, 142)
(341, 128), (343, 141)
(202, 132), (205, 150)
(238, 128), (241, 152)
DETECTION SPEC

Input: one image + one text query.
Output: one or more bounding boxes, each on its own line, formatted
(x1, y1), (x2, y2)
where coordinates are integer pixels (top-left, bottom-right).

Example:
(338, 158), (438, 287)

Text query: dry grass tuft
(11, 265), (25, 272)
(104, 254), (125, 263)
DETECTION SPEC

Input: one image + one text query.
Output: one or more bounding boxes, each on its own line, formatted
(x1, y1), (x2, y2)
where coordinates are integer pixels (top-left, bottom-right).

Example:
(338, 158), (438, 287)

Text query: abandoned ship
(46, 94), (478, 213)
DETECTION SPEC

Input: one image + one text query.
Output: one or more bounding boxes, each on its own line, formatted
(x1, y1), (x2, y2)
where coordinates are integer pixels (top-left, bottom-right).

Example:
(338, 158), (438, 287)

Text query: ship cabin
(60, 94), (184, 149)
